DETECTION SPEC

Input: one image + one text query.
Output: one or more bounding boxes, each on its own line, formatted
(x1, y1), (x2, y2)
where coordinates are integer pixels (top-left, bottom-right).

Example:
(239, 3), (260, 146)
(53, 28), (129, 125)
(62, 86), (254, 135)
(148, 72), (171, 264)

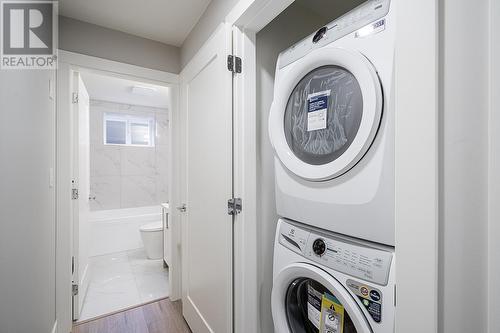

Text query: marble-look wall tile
(156, 174), (169, 204)
(90, 146), (121, 177)
(155, 145), (169, 204)
(121, 176), (157, 208)
(155, 145), (169, 176)
(89, 105), (103, 145)
(89, 99), (169, 210)
(155, 113), (169, 146)
(120, 147), (156, 176)
(90, 176), (121, 210)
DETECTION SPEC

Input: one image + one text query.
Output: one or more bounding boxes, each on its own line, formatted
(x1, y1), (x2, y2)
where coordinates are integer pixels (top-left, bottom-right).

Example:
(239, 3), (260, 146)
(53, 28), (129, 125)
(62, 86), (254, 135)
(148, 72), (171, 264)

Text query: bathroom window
(104, 113), (155, 147)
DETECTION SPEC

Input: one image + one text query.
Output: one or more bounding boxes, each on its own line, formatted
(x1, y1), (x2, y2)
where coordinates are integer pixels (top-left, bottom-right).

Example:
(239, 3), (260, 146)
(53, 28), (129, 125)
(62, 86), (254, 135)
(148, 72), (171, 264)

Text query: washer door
(272, 263), (372, 333)
(269, 47), (383, 181)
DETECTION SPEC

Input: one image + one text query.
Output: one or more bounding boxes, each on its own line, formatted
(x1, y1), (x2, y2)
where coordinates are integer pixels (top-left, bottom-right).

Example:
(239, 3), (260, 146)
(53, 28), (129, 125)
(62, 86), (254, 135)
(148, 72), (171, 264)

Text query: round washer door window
(286, 278), (359, 333)
(271, 263), (372, 333)
(269, 47), (383, 181)
(284, 66), (363, 166)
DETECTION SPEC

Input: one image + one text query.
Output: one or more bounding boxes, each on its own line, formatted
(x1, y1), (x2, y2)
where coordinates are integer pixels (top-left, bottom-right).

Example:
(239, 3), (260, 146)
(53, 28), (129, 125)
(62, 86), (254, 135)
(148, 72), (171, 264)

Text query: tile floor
(78, 248), (169, 322)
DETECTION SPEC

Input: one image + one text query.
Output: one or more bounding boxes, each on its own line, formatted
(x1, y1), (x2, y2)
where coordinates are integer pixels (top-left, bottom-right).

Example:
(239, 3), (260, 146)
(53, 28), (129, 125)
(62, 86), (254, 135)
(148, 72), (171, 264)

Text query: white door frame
(227, 2), (294, 332)
(56, 50), (180, 333)
(71, 73), (91, 321)
(226, 0), (439, 332)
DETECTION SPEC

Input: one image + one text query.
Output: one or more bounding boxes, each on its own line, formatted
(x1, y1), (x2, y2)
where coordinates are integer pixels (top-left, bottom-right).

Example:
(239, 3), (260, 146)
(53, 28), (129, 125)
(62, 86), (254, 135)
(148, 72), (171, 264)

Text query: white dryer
(272, 219), (395, 333)
(268, 0), (395, 245)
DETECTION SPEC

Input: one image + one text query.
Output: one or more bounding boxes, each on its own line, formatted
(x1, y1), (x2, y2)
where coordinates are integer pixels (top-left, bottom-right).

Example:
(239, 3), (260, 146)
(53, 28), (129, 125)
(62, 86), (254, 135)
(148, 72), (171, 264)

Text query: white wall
(488, 1), (500, 333)
(180, 0), (239, 67)
(89, 100), (170, 210)
(0, 71), (56, 332)
(59, 16), (181, 73)
(439, 0), (490, 332)
(255, 2), (363, 332)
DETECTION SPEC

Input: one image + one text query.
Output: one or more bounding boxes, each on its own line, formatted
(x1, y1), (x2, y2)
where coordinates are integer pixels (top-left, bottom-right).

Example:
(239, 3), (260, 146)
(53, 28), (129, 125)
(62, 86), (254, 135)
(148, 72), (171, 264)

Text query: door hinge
(72, 188), (79, 200)
(71, 256), (75, 275)
(72, 284), (78, 296)
(227, 55), (242, 73)
(72, 92), (79, 104)
(228, 198), (242, 215)
(176, 204), (187, 213)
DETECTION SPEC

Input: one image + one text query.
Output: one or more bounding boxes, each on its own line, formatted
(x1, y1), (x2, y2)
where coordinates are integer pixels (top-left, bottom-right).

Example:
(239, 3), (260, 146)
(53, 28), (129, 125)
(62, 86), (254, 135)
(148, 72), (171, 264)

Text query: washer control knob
(312, 239), (326, 256)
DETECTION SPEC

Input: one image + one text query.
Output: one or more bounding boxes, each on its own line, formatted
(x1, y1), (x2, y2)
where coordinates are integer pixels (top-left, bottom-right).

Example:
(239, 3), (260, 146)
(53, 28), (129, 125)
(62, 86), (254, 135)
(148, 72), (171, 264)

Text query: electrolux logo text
(1, 1), (57, 69)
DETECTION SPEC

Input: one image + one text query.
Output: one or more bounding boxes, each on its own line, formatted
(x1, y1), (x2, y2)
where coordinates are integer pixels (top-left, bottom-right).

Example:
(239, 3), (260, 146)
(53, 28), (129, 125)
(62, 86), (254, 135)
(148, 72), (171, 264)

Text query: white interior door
(72, 73), (91, 320)
(180, 24), (233, 333)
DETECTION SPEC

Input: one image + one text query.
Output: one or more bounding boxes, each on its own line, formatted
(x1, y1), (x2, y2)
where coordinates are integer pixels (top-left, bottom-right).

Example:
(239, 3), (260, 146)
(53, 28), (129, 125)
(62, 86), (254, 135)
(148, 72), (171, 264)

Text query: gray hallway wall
(180, 0), (239, 68)
(59, 16), (181, 73)
(0, 70), (56, 333)
(439, 0), (490, 332)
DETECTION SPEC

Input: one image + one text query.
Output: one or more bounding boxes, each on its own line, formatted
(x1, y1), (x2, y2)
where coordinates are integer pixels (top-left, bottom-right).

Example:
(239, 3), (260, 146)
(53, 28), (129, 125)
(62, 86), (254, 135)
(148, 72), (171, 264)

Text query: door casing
(56, 51), (179, 333)
(71, 73), (91, 320)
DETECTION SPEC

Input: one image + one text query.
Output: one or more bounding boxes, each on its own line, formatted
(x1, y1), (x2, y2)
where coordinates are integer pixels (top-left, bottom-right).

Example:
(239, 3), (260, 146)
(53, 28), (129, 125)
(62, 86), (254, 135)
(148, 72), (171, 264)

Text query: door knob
(176, 204), (187, 212)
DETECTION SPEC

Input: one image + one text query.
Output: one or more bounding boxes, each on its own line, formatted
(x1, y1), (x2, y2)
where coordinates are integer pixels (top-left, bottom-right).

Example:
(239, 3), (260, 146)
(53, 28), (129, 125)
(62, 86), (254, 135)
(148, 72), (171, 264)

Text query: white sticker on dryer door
(307, 90), (330, 131)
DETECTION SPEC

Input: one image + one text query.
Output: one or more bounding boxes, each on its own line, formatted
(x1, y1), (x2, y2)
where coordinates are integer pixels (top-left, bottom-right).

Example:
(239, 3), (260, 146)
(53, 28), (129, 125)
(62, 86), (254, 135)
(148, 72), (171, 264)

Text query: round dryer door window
(269, 48), (383, 181)
(271, 263), (372, 333)
(284, 65), (363, 166)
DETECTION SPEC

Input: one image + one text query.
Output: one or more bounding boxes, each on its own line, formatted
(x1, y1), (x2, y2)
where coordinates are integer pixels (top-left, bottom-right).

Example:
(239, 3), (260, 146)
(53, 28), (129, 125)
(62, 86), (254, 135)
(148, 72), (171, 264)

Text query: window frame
(103, 112), (155, 147)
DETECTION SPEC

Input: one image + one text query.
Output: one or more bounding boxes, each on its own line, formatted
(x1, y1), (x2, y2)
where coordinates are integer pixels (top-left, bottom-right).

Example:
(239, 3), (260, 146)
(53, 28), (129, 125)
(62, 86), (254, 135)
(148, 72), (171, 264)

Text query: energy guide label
(307, 90), (330, 131)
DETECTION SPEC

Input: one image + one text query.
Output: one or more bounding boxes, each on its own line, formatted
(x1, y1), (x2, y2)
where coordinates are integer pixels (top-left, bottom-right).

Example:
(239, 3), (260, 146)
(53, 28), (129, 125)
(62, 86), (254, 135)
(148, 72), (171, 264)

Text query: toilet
(139, 221), (163, 260)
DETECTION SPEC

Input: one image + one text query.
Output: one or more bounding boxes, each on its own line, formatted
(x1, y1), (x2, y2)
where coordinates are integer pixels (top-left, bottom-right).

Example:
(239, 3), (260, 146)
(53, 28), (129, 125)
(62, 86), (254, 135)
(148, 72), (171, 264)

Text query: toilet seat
(140, 221), (163, 232)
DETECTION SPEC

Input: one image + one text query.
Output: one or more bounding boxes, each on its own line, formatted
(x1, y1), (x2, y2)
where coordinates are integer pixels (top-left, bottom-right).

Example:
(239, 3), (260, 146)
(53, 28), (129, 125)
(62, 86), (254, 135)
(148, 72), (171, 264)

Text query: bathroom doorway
(71, 70), (173, 322)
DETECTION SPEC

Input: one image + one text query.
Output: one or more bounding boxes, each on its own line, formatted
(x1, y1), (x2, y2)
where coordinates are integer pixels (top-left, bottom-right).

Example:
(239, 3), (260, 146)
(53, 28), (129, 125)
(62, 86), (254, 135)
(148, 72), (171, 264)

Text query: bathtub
(89, 206), (162, 257)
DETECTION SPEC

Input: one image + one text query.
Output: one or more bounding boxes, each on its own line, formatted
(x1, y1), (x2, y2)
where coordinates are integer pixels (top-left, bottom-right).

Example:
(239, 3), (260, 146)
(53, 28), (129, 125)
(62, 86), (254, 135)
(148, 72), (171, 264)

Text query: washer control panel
(279, 220), (393, 286)
(279, 221), (310, 254)
(312, 238), (327, 256)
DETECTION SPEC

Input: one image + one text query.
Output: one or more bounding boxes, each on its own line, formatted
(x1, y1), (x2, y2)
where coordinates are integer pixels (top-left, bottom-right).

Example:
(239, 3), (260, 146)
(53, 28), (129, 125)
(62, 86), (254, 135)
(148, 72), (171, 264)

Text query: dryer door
(269, 47), (383, 181)
(272, 263), (372, 333)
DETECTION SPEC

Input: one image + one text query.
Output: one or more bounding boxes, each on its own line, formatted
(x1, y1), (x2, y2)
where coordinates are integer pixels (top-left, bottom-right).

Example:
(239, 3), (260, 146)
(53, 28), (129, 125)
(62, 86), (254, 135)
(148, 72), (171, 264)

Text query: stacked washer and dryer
(269, 1), (396, 332)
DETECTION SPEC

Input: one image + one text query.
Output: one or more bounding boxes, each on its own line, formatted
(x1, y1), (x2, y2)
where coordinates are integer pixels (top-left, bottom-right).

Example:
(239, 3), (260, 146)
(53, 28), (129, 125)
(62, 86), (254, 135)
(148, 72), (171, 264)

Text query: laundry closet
(255, 0), (390, 332)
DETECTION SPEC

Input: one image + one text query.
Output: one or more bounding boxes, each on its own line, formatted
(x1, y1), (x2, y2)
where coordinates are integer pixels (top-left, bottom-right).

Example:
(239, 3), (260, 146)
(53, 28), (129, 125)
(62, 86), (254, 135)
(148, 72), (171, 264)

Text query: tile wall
(89, 100), (169, 210)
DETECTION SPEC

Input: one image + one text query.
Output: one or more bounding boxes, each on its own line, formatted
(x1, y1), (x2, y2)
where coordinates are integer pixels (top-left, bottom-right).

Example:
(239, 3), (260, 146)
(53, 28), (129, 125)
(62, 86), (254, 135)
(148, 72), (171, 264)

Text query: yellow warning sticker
(320, 293), (344, 333)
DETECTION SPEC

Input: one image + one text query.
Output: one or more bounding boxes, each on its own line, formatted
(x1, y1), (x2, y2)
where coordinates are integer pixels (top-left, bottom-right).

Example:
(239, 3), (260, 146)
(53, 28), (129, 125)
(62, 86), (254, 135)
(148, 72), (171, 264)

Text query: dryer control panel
(278, 0), (391, 69)
(279, 219), (393, 286)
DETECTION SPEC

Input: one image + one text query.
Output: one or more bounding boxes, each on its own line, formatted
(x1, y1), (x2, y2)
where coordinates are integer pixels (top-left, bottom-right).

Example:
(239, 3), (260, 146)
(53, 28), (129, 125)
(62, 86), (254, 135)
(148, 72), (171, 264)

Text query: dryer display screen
(284, 65), (363, 165)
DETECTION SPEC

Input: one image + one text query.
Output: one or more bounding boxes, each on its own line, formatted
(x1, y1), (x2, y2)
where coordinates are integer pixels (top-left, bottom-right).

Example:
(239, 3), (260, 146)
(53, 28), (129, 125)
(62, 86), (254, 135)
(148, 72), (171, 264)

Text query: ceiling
(59, 0), (211, 46)
(81, 72), (170, 109)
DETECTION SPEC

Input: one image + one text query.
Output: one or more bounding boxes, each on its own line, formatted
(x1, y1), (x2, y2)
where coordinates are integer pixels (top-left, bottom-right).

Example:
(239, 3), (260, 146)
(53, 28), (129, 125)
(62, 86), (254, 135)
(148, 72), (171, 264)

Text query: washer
(272, 219), (395, 333)
(268, 0), (395, 245)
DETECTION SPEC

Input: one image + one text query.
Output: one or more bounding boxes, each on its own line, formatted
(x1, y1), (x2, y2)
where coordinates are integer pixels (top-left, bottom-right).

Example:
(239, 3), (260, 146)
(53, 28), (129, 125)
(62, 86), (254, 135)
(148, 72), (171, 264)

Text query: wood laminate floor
(73, 298), (191, 333)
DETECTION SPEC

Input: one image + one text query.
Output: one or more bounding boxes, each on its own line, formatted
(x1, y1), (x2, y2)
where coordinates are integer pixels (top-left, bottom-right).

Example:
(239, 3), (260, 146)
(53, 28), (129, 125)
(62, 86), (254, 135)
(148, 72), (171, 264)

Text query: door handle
(176, 204), (187, 212)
